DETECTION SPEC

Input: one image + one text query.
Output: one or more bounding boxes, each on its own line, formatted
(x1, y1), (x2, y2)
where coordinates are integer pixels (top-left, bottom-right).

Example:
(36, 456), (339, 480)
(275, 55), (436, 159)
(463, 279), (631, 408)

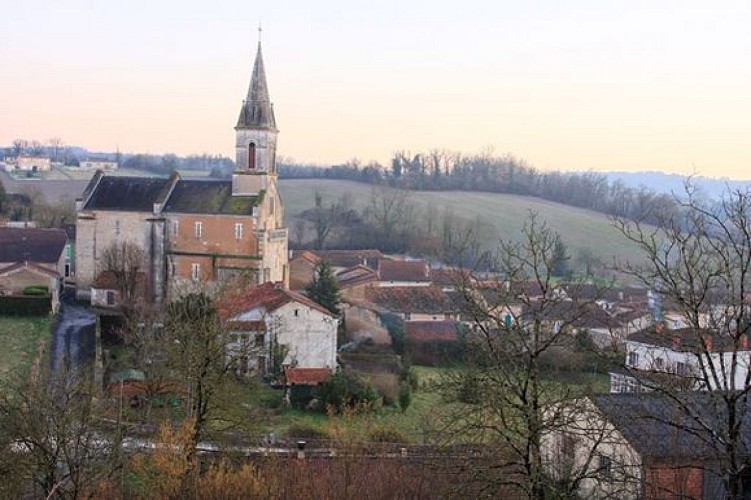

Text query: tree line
(279, 149), (681, 226)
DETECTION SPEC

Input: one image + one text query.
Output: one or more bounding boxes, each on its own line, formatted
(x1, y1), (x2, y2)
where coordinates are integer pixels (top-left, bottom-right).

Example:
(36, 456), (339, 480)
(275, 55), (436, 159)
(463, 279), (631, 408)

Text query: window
(194, 221), (203, 238)
(248, 142), (256, 170)
(677, 361), (688, 376)
(234, 222), (243, 240)
(598, 454), (612, 479)
(106, 290), (116, 306)
(172, 220), (179, 238)
(294, 309), (299, 317)
(655, 357), (664, 369)
(191, 263), (200, 282)
(627, 351), (639, 367)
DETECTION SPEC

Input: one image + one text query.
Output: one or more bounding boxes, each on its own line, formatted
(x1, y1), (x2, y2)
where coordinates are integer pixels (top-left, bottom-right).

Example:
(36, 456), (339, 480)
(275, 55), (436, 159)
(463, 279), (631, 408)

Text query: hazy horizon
(2, 1), (750, 179)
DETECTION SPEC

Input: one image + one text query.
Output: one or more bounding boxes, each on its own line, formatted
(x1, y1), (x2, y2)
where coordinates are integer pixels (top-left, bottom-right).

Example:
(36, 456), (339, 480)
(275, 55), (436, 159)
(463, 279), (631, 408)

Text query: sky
(2, 1), (750, 178)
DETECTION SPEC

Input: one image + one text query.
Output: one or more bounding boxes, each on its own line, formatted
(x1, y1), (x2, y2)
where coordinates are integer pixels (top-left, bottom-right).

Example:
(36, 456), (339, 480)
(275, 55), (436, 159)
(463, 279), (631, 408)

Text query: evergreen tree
(305, 261), (340, 315)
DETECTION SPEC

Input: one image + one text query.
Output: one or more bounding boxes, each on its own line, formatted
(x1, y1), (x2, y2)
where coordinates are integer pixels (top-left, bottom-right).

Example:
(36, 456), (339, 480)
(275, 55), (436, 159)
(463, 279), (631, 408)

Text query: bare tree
(11, 138), (28, 157)
(48, 137), (64, 163)
(0, 366), (122, 499)
(614, 183), (751, 499)
(436, 213), (614, 498)
(99, 240), (147, 307)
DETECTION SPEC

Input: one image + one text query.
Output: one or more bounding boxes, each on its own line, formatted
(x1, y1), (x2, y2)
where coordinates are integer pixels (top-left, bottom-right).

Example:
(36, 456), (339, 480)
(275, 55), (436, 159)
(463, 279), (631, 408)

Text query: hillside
(279, 179), (646, 267)
(1, 171), (646, 266)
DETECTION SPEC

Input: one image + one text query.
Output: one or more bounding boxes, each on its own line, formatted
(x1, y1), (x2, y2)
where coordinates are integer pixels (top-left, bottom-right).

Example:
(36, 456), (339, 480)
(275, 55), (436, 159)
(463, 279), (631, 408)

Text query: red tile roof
(363, 286), (457, 314)
(335, 264), (379, 289)
(218, 282), (336, 319)
(284, 367), (333, 385)
(378, 259), (430, 282)
(311, 249), (383, 269)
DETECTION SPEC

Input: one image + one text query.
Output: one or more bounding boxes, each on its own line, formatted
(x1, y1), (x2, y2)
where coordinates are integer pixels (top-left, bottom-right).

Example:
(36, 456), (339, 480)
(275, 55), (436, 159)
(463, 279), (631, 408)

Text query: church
(75, 42), (288, 302)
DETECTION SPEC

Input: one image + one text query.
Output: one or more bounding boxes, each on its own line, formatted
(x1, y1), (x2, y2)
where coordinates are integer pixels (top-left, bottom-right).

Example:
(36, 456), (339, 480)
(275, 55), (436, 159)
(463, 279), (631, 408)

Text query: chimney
(702, 334), (713, 352)
(655, 322), (664, 334)
(741, 335), (748, 351)
(672, 333), (681, 350)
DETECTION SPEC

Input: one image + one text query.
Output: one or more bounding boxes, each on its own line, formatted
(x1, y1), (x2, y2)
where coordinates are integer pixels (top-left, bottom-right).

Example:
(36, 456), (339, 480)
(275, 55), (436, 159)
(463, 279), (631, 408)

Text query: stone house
(543, 393), (751, 499)
(219, 282), (338, 378)
(75, 41), (288, 302)
(0, 227), (67, 310)
(9, 156), (52, 173)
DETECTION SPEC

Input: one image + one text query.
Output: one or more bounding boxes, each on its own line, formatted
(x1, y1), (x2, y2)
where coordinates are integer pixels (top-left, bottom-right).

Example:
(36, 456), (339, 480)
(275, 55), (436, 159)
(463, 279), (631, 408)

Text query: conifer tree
(305, 261), (340, 315)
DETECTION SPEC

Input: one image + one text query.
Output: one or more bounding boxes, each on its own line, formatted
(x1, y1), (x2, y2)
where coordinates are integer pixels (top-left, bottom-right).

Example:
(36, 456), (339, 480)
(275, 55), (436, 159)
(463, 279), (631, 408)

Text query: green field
(279, 178), (647, 266)
(0, 316), (52, 383)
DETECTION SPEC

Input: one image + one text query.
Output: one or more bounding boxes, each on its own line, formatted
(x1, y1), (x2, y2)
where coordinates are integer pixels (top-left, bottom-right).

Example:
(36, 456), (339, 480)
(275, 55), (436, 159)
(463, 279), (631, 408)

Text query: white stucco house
(220, 282), (338, 380)
(610, 325), (751, 393)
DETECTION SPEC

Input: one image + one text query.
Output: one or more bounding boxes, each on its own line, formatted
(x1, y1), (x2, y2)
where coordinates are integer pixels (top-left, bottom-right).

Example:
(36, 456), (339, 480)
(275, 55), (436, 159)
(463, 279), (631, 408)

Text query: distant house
(309, 249), (383, 271)
(0, 227), (67, 311)
(9, 156), (52, 173)
(90, 270), (148, 309)
(335, 264), (379, 301)
(357, 285), (460, 322)
(377, 259), (431, 287)
(610, 326), (751, 393)
(543, 393), (751, 499)
(288, 251), (320, 291)
(78, 160), (118, 171)
(219, 282), (338, 378)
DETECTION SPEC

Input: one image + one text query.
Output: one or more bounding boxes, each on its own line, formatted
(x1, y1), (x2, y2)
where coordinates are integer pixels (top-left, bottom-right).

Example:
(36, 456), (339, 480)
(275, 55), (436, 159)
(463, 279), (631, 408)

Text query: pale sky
(2, 1), (750, 178)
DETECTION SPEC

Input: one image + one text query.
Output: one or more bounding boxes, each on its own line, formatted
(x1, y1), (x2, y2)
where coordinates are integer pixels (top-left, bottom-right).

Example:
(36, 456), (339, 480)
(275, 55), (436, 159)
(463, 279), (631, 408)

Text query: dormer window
(248, 142), (256, 170)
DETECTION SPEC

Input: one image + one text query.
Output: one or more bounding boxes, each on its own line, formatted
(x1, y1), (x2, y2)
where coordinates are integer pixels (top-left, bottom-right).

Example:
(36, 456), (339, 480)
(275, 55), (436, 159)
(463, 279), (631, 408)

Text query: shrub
(22, 285), (48, 296)
(379, 313), (407, 354)
(318, 369), (380, 413)
(398, 383), (411, 412)
(289, 384), (314, 409)
(0, 296), (51, 315)
(401, 366), (419, 391)
(367, 425), (409, 443)
(370, 373), (400, 406)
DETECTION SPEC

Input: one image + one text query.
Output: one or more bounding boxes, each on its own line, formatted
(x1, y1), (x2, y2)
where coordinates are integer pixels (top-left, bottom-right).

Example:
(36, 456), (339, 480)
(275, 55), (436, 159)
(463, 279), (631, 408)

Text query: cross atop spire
(236, 35), (277, 131)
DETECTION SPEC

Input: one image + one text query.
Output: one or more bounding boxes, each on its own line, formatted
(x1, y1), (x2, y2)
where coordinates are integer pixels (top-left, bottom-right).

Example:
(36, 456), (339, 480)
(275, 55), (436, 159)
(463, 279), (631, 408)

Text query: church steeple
(233, 34), (279, 194)
(236, 41), (277, 131)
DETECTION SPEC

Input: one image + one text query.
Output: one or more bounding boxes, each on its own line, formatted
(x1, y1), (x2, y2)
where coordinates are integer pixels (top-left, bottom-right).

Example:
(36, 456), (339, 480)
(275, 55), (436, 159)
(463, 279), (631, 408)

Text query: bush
(398, 383), (411, 412)
(367, 425), (409, 443)
(318, 369), (380, 413)
(289, 384), (314, 409)
(370, 373), (400, 406)
(379, 313), (407, 355)
(22, 285), (48, 296)
(401, 366), (419, 391)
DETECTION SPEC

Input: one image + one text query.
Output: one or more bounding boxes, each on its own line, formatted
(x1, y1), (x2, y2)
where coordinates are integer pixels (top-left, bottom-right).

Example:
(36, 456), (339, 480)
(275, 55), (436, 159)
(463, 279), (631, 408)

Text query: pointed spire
(237, 38), (277, 130)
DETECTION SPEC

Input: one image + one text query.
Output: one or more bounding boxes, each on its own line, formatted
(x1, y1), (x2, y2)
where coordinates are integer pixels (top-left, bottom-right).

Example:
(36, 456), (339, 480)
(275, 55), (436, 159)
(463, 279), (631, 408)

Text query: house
(219, 282), (338, 378)
(289, 251), (320, 290)
(8, 156), (52, 173)
(309, 249), (383, 271)
(357, 285), (460, 322)
(90, 270), (148, 309)
(75, 41), (288, 302)
(543, 393), (751, 499)
(610, 326), (751, 394)
(61, 223), (75, 281)
(78, 159), (118, 171)
(377, 259), (431, 287)
(334, 264), (379, 301)
(0, 227), (67, 311)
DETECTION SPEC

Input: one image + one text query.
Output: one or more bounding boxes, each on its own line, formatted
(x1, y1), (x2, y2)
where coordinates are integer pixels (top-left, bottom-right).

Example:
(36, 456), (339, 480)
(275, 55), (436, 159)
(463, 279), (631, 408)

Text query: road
(50, 292), (96, 379)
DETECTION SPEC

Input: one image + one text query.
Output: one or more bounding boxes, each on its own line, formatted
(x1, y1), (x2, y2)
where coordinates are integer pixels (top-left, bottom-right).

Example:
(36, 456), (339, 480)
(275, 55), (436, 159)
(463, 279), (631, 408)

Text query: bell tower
(233, 37), (278, 196)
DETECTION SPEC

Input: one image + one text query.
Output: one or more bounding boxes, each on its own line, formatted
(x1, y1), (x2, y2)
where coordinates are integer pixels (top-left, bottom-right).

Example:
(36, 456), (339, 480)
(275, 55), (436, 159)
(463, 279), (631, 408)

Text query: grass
(278, 178), (647, 266)
(0, 316), (53, 384)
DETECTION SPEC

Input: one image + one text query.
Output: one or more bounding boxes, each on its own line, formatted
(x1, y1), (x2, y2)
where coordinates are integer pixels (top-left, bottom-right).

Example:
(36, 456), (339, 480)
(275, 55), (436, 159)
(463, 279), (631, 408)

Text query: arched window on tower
(248, 142), (256, 170)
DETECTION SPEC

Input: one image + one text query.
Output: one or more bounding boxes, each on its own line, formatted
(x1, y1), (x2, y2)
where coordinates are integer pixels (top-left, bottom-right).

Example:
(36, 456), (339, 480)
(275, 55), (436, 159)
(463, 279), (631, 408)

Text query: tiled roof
(335, 264), (379, 289)
(378, 259), (430, 282)
(627, 326), (748, 353)
(284, 367), (333, 385)
(83, 176), (171, 211)
(163, 179), (258, 215)
(311, 250), (383, 269)
(405, 321), (459, 343)
(0, 262), (58, 277)
(593, 392), (751, 459)
(218, 282), (336, 319)
(0, 227), (67, 263)
(364, 286), (457, 314)
(291, 251), (321, 266)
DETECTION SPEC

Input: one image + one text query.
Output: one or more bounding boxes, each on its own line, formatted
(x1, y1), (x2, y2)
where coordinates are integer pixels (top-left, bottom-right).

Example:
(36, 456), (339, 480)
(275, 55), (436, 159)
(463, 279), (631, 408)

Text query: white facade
(613, 339), (751, 392)
(78, 160), (118, 171)
(229, 300), (338, 375)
